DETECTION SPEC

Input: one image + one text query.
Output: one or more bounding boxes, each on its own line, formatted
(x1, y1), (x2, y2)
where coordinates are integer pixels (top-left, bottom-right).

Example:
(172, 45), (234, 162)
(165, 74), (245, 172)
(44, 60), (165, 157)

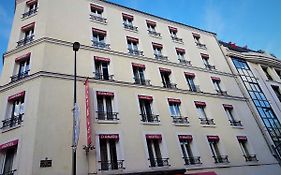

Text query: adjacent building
(0, 0), (280, 174)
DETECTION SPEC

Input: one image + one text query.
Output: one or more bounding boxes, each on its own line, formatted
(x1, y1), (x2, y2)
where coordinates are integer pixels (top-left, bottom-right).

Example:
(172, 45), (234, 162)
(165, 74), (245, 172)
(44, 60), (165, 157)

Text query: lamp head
(73, 42), (80, 51)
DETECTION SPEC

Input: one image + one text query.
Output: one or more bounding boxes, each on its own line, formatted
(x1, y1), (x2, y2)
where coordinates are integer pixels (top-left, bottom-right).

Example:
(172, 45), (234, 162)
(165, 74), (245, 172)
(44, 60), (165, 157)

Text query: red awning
(132, 63), (145, 69)
(122, 13), (134, 20)
(178, 135), (193, 141)
(15, 52), (31, 62)
(188, 171), (217, 175)
(94, 56), (110, 62)
(96, 91), (114, 97)
(237, 136), (247, 141)
(168, 98), (181, 104)
(92, 28), (106, 35)
(0, 139), (18, 151)
(99, 134), (119, 140)
(138, 95), (153, 101)
(223, 104), (233, 109)
(146, 134), (162, 140)
(127, 36), (139, 43)
(168, 26), (178, 32)
(90, 4), (104, 11)
(176, 48), (185, 53)
(192, 32), (201, 38)
(26, 0), (37, 6)
(200, 53), (209, 58)
(207, 135), (220, 142)
(194, 101), (206, 107)
(152, 42), (163, 48)
(184, 72), (195, 77)
(146, 20), (156, 26)
(159, 67), (171, 73)
(8, 91), (25, 102)
(211, 76), (221, 81)
(21, 22), (35, 31)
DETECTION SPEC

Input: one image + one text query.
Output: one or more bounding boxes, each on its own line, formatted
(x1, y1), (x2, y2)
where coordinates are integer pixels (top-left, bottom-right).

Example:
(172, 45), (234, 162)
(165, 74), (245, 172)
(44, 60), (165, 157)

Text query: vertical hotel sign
(84, 78), (92, 146)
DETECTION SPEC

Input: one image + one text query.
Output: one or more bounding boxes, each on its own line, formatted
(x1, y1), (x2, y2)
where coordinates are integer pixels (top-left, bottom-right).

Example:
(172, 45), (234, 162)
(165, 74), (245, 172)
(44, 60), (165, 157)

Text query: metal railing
(149, 158), (170, 167)
(0, 169), (17, 175)
(171, 35), (183, 43)
(244, 154), (258, 162)
(183, 156), (202, 165)
(213, 155), (229, 163)
(22, 8), (38, 18)
(204, 64), (216, 70)
(1, 114), (23, 129)
(90, 14), (107, 23)
(134, 78), (151, 86)
(178, 59), (191, 65)
(163, 83), (177, 89)
(96, 111), (119, 121)
(199, 118), (215, 125)
(10, 70), (30, 82)
(128, 48), (144, 56)
(154, 54), (168, 61)
(229, 120), (243, 127)
(98, 160), (125, 171)
(140, 114), (160, 123)
(93, 72), (114, 81)
(148, 30), (161, 37)
(17, 35), (34, 47)
(92, 41), (110, 49)
(196, 42), (207, 49)
(123, 23), (138, 31)
(172, 116), (189, 124)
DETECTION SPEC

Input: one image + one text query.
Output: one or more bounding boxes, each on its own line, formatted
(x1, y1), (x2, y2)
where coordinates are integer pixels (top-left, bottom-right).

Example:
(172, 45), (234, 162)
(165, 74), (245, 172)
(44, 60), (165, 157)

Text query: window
(0, 140), (18, 175)
(90, 4), (107, 23)
(223, 104), (242, 126)
(17, 22), (35, 47)
(145, 134), (169, 167)
(193, 33), (206, 49)
(159, 68), (177, 89)
(99, 134), (124, 171)
(168, 98), (189, 124)
(11, 53), (31, 82)
(207, 136), (229, 163)
(271, 85), (281, 102)
(92, 28), (110, 49)
(176, 48), (190, 65)
(132, 63), (150, 85)
(146, 20), (160, 37)
(237, 136), (258, 162)
(23, 0), (38, 18)
(178, 135), (201, 165)
(195, 101), (215, 125)
(261, 67), (273, 80)
(275, 69), (281, 79)
(94, 56), (113, 81)
(96, 91), (118, 121)
(127, 36), (143, 56)
(138, 95), (158, 123)
(122, 13), (138, 31)
(201, 53), (215, 69)
(152, 43), (167, 60)
(2, 92), (25, 130)
(169, 26), (183, 42)
(185, 72), (199, 92)
(211, 77), (227, 95)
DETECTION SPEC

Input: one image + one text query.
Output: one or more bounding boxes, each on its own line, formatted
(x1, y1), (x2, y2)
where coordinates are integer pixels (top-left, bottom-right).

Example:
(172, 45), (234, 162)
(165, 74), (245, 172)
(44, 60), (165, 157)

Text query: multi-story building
(220, 41), (281, 161)
(0, 0), (280, 174)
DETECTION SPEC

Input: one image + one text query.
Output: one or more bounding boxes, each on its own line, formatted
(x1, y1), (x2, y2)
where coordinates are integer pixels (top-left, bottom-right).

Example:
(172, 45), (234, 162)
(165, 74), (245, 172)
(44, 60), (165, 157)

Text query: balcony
(149, 158), (170, 167)
(183, 156), (202, 165)
(196, 42), (207, 50)
(96, 111), (119, 121)
(17, 35), (34, 47)
(134, 78), (151, 86)
(154, 54), (168, 61)
(189, 85), (201, 93)
(172, 116), (189, 125)
(171, 35), (183, 43)
(99, 160), (125, 171)
(90, 14), (107, 23)
(204, 64), (216, 70)
(199, 118), (215, 125)
(244, 154), (258, 162)
(92, 41), (110, 49)
(10, 70), (30, 82)
(148, 30), (161, 37)
(216, 90), (228, 96)
(22, 8), (38, 18)
(123, 23), (138, 32)
(140, 114), (160, 123)
(93, 72), (114, 81)
(163, 83), (177, 89)
(178, 59), (191, 65)
(229, 120), (242, 127)
(213, 155), (229, 164)
(1, 114), (23, 130)
(0, 169), (17, 175)
(128, 48), (144, 56)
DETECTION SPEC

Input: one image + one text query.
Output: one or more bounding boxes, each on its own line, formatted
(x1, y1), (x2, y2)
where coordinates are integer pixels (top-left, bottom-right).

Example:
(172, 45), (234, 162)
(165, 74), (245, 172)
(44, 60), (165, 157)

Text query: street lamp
(72, 42), (80, 175)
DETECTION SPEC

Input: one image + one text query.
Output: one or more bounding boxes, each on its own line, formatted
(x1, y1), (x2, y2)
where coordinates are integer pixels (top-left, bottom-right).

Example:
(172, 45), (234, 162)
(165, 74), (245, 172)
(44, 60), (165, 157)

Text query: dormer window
(90, 4), (107, 23)
(23, 0), (38, 18)
(122, 13), (138, 32)
(17, 22), (35, 47)
(92, 28), (110, 49)
(169, 26), (183, 43)
(127, 36), (143, 56)
(146, 20), (161, 37)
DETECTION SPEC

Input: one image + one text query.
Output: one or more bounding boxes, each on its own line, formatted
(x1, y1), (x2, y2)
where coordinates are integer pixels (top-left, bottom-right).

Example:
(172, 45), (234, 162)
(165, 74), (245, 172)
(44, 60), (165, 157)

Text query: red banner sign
(0, 139), (18, 150)
(84, 79), (92, 146)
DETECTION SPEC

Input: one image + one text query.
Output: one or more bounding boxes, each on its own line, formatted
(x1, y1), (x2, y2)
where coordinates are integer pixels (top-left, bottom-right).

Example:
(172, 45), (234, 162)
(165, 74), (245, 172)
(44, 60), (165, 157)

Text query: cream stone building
(0, 0), (280, 175)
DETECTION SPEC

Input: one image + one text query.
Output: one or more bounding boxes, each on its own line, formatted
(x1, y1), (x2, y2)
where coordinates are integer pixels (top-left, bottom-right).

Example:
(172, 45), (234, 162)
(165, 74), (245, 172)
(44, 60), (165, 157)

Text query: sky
(0, 0), (281, 74)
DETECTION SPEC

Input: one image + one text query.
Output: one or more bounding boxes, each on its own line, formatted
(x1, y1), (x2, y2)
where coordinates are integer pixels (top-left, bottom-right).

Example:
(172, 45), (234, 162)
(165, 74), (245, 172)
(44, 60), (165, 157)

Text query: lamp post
(72, 42), (80, 175)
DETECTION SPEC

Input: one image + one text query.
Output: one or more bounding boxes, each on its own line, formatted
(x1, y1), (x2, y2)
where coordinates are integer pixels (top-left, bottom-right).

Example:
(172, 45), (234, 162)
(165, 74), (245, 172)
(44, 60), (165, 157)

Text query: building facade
(0, 0), (280, 174)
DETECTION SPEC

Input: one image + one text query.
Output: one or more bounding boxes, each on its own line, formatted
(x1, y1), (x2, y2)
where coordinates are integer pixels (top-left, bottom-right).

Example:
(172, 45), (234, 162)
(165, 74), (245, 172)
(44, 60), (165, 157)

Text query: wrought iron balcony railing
(149, 158), (170, 167)
(93, 72), (114, 81)
(10, 70), (30, 82)
(22, 8), (38, 18)
(213, 155), (229, 164)
(171, 35), (183, 43)
(183, 156), (202, 165)
(98, 160), (125, 171)
(244, 154), (258, 162)
(128, 48), (144, 56)
(148, 30), (161, 37)
(172, 116), (189, 124)
(134, 78), (151, 86)
(123, 23), (138, 31)
(1, 114), (23, 130)
(154, 54), (168, 61)
(163, 83), (177, 89)
(140, 114), (160, 123)
(196, 42), (207, 49)
(178, 59), (191, 65)
(92, 41), (110, 49)
(199, 118), (215, 125)
(229, 120), (243, 127)
(96, 111), (119, 121)
(17, 35), (34, 47)
(0, 169), (17, 175)
(90, 14), (107, 23)
(204, 64), (216, 70)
